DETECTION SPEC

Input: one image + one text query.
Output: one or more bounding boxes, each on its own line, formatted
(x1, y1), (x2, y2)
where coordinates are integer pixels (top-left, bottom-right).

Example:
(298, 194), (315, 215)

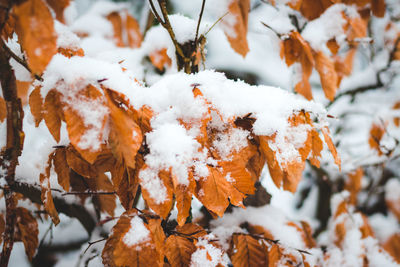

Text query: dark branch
(10, 181), (96, 234)
(194, 0), (206, 46)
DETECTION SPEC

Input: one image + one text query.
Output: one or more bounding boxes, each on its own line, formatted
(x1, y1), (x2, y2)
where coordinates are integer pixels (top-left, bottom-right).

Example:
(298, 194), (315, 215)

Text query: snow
(190, 237), (229, 267)
(122, 216), (151, 248)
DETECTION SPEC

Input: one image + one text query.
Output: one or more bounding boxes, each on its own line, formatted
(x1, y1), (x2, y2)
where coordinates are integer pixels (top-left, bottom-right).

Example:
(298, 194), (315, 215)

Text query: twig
(261, 21), (282, 38)
(83, 238), (107, 254)
(1, 40), (43, 82)
(204, 12), (229, 36)
(62, 191), (116, 196)
(194, 0), (206, 46)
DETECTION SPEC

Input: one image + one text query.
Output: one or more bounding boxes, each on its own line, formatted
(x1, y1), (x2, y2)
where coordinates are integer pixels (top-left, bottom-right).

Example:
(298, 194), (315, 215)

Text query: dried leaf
(45, 0), (70, 23)
(0, 214), (5, 245)
(64, 84), (107, 163)
(53, 148), (70, 191)
(107, 11), (142, 48)
(43, 90), (63, 142)
(66, 146), (97, 178)
(383, 233), (400, 263)
(40, 155), (60, 225)
(371, 0), (385, 18)
(196, 166), (245, 217)
(102, 210), (163, 267)
(230, 234), (268, 267)
(314, 50), (338, 101)
(15, 207), (39, 261)
(322, 126), (341, 169)
(87, 173), (116, 216)
(299, 0), (333, 20)
(345, 168), (363, 205)
(165, 235), (196, 267)
(28, 86), (43, 127)
(0, 97), (6, 123)
(13, 0), (57, 75)
(223, 0), (250, 57)
(140, 168), (174, 219)
(150, 48), (172, 71)
(368, 123), (385, 155)
(106, 89), (143, 169)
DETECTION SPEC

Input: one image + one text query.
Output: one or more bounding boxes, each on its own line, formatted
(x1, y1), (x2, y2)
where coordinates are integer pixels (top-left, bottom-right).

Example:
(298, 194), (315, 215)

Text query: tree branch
(194, 0), (206, 46)
(9, 181), (96, 234)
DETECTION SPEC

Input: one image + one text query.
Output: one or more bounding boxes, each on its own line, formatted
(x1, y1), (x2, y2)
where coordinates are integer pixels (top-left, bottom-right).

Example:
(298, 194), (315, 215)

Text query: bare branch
(194, 0), (206, 46)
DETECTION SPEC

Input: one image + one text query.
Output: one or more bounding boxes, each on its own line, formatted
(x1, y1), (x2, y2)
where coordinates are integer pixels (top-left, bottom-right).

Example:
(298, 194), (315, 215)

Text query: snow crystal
(122, 216), (151, 248)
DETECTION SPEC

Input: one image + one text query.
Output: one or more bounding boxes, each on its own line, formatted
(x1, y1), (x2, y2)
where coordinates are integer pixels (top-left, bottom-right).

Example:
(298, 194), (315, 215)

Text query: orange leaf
(45, 0), (70, 23)
(107, 11), (142, 48)
(29, 86), (43, 127)
(345, 168), (363, 205)
(327, 38), (340, 55)
(223, 0), (250, 57)
(13, 0), (57, 75)
(40, 155), (60, 225)
(149, 48), (172, 71)
(88, 173), (116, 216)
(309, 129), (323, 167)
(195, 166), (245, 217)
(368, 123), (385, 155)
(322, 126), (341, 169)
(140, 168), (174, 219)
(66, 146), (97, 178)
(15, 207), (39, 261)
(53, 148), (70, 191)
(371, 0), (385, 18)
(230, 234), (268, 267)
(64, 84), (107, 163)
(165, 235), (196, 267)
(299, 0), (333, 20)
(102, 210), (163, 267)
(106, 90), (143, 169)
(0, 97), (6, 123)
(314, 50), (338, 101)
(383, 233), (400, 263)
(43, 90), (63, 142)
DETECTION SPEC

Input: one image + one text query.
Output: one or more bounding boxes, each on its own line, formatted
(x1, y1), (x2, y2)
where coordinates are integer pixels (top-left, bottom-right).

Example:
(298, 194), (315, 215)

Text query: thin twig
(204, 12), (229, 36)
(62, 191), (116, 196)
(83, 238), (107, 254)
(195, 0), (206, 46)
(261, 21), (282, 38)
(1, 40), (43, 82)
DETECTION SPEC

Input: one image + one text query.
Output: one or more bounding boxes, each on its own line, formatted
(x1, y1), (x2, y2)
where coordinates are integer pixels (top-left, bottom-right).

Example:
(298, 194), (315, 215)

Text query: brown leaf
(345, 168), (363, 205)
(107, 11), (142, 48)
(116, 166), (140, 210)
(29, 86), (43, 127)
(17, 80), (31, 106)
(40, 154), (60, 225)
(314, 50), (338, 101)
(368, 123), (385, 155)
(150, 48), (172, 71)
(13, 0), (57, 75)
(383, 233), (400, 263)
(53, 148), (70, 191)
(322, 126), (341, 169)
(64, 84), (107, 163)
(106, 89), (143, 169)
(309, 129), (323, 167)
(102, 210), (163, 267)
(165, 235), (196, 267)
(299, 0), (333, 20)
(43, 90), (63, 142)
(15, 207), (39, 261)
(371, 0), (385, 18)
(45, 0), (70, 23)
(230, 234), (268, 267)
(140, 168), (174, 219)
(66, 146), (97, 178)
(86, 173), (116, 216)
(0, 97), (6, 123)
(223, 0), (250, 57)
(327, 38), (340, 55)
(281, 32), (314, 100)
(195, 166), (245, 217)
